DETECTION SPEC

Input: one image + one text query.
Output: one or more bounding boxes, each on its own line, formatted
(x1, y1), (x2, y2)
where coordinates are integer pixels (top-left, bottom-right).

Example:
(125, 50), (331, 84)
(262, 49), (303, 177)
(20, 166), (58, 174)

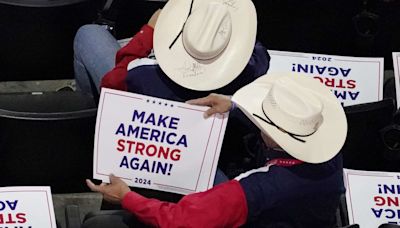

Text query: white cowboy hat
(232, 72), (348, 164)
(154, 0), (257, 91)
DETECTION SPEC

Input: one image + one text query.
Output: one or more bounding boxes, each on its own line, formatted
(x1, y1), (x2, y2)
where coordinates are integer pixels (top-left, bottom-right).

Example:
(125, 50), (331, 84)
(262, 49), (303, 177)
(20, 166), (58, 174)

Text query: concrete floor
(53, 192), (103, 228)
(0, 79), (76, 93)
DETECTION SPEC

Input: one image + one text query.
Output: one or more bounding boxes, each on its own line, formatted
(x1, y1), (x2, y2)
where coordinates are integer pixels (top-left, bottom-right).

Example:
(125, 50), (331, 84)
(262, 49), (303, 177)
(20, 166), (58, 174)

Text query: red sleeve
(121, 180), (248, 227)
(100, 25), (154, 91)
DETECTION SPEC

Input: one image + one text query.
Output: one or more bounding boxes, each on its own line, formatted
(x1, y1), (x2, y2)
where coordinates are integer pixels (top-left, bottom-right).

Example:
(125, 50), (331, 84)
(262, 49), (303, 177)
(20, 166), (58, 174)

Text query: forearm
(122, 180), (248, 227)
(100, 24), (154, 91)
(115, 24), (154, 63)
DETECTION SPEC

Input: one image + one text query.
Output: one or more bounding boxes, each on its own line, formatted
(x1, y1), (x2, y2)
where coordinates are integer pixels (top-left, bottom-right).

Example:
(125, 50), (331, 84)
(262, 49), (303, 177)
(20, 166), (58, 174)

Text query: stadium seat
(342, 98), (399, 171)
(65, 205), (148, 228)
(379, 224), (400, 228)
(0, 91), (97, 193)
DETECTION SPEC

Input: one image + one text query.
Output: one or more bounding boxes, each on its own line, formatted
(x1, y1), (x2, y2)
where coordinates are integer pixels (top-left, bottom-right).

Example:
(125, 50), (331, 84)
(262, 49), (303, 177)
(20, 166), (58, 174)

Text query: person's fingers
(86, 179), (101, 192)
(204, 107), (218, 118)
(186, 96), (213, 106)
(110, 174), (129, 188)
(148, 8), (162, 28)
(186, 93), (232, 117)
(109, 174), (120, 184)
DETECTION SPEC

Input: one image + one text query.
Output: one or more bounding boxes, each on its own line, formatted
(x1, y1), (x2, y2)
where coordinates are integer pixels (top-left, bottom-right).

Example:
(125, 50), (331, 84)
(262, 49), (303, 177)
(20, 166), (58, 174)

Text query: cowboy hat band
(252, 105), (319, 143)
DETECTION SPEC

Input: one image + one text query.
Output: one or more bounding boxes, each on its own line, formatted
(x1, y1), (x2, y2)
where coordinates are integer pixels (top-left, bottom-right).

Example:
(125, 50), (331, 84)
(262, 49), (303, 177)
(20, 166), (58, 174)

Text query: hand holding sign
(86, 174), (130, 204)
(94, 89), (229, 195)
(186, 93), (232, 118)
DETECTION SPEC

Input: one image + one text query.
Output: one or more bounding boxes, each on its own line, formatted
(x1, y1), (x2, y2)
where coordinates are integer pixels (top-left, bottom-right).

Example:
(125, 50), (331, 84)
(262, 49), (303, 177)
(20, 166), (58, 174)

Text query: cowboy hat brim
(154, 0), (257, 91)
(232, 72), (348, 163)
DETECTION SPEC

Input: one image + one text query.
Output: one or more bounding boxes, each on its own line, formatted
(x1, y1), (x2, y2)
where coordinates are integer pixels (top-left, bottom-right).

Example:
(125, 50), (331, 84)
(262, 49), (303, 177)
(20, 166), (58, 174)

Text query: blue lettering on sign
(378, 184), (400, 194)
(115, 123), (126, 136)
(292, 63), (352, 77)
(119, 156), (172, 175)
(115, 124), (188, 147)
(132, 110), (145, 123)
(371, 208), (400, 219)
(312, 56), (332, 61)
(332, 90), (360, 101)
(176, 136), (187, 147)
(372, 208), (383, 218)
(131, 110), (180, 130)
(157, 115), (169, 128)
(0, 200), (18, 211)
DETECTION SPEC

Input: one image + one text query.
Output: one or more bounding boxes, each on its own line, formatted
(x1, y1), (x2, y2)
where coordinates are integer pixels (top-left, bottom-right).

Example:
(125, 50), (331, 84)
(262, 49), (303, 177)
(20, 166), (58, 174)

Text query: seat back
(342, 99), (397, 171)
(379, 224), (400, 228)
(0, 91), (97, 193)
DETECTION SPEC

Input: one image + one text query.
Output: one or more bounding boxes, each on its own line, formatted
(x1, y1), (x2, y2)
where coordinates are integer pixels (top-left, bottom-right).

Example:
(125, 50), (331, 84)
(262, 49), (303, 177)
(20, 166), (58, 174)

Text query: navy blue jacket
(240, 134), (345, 227)
(125, 41), (270, 101)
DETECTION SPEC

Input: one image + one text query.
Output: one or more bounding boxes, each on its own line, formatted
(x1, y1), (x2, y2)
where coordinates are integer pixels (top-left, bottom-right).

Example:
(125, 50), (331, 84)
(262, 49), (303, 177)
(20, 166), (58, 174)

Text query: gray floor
(1, 79), (102, 228)
(53, 192), (103, 228)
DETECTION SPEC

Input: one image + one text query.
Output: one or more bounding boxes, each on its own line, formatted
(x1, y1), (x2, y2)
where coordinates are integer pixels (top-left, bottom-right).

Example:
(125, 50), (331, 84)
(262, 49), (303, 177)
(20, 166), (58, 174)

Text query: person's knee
(74, 24), (104, 51)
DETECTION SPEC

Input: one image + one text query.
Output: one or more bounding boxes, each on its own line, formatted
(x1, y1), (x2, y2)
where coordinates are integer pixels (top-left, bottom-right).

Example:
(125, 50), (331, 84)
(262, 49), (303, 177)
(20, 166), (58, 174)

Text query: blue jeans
(73, 24), (121, 95)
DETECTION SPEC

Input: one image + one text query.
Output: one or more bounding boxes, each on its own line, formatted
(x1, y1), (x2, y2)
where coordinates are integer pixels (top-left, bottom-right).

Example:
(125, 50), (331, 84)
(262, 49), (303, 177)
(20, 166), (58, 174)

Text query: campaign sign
(94, 89), (229, 195)
(0, 186), (56, 228)
(393, 52), (400, 109)
(344, 169), (400, 227)
(268, 50), (384, 106)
